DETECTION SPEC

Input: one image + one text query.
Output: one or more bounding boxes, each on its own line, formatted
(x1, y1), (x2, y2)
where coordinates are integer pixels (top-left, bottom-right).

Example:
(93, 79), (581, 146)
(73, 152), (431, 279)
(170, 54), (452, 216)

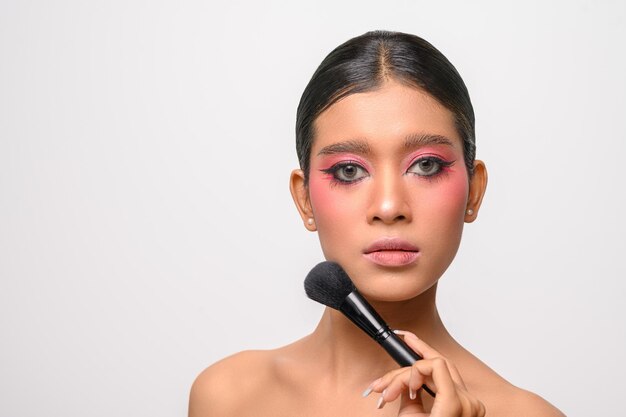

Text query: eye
(407, 157), (451, 177)
(322, 162), (369, 184)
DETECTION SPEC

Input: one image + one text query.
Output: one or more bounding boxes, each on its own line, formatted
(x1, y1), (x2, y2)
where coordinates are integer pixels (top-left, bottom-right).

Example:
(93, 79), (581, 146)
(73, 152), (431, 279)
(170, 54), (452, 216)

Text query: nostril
(368, 196), (412, 224)
(372, 214), (408, 223)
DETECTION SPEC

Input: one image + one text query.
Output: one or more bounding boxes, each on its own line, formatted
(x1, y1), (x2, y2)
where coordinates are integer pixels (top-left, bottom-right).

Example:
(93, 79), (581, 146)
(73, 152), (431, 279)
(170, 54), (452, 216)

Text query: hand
(363, 331), (485, 417)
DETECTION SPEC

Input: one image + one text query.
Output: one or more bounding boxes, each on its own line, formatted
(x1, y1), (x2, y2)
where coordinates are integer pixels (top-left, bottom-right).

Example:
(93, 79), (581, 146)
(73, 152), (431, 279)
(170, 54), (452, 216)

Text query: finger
(447, 388), (486, 417)
(373, 366), (427, 411)
(412, 359), (462, 417)
(362, 367), (408, 397)
(409, 362), (424, 400)
(395, 330), (467, 390)
(412, 359), (486, 417)
(368, 364), (437, 402)
(369, 354), (485, 417)
(375, 359), (461, 413)
(373, 358), (450, 409)
(381, 365), (426, 403)
(386, 371), (428, 415)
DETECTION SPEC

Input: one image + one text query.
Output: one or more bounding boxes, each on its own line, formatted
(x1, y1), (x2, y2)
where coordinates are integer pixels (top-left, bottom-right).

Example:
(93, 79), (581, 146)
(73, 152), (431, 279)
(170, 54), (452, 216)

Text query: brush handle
(340, 291), (436, 398)
(380, 331), (436, 397)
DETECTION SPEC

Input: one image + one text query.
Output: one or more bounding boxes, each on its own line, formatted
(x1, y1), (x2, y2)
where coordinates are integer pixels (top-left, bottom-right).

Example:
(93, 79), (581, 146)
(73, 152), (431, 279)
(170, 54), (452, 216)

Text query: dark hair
(295, 30), (475, 185)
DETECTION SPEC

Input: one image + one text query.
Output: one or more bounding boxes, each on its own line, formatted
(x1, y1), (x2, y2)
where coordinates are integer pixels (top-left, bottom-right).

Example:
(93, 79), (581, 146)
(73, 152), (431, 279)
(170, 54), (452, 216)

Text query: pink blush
(308, 173), (344, 215)
(423, 167), (469, 214)
(307, 166), (364, 224)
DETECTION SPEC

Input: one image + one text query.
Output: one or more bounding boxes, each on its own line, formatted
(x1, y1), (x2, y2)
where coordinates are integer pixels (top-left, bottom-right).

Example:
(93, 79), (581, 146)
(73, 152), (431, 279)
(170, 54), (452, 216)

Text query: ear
(465, 160), (488, 223)
(289, 169), (317, 231)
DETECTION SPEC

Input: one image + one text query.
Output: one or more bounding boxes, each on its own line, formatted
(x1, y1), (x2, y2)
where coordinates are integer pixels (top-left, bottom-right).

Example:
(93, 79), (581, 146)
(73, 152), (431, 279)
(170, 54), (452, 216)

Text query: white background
(1, 1), (625, 416)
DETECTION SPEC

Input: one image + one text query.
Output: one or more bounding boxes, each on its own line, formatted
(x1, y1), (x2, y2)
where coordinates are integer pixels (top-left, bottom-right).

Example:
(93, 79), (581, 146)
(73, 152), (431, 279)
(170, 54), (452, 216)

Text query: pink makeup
(318, 154), (371, 176)
(402, 148), (456, 176)
(363, 237), (420, 267)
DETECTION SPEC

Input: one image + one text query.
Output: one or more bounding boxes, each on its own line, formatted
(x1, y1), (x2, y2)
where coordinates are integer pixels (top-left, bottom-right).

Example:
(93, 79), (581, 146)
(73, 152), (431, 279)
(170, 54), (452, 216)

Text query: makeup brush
(304, 261), (436, 397)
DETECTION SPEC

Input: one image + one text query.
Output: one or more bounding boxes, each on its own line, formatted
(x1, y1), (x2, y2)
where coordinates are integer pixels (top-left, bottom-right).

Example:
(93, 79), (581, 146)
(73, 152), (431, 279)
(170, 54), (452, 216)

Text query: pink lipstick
(363, 238), (420, 267)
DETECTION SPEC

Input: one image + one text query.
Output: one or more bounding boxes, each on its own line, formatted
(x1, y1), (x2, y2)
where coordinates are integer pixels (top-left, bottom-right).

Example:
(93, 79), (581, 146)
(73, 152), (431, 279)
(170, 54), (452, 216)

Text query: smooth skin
(189, 81), (565, 417)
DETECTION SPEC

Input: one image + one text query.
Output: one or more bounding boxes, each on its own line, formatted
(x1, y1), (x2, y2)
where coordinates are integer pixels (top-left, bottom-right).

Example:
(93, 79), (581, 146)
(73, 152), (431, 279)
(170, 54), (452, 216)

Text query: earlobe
(289, 169), (317, 231)
(465, 160), (488, 223)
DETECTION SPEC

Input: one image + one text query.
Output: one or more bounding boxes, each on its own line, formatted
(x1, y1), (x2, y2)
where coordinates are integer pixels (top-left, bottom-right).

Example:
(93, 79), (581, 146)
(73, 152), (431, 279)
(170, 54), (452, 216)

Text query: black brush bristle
(304, 261), (356, 310)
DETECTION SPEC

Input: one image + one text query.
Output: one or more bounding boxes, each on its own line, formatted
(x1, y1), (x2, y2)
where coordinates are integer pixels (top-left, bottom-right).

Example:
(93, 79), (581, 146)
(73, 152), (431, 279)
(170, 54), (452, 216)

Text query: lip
(363, 238), (420, 267)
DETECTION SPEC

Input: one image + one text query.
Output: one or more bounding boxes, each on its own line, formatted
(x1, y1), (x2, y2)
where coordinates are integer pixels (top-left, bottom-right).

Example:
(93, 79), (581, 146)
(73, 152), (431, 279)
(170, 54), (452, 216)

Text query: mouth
(363, 238), (420, 267)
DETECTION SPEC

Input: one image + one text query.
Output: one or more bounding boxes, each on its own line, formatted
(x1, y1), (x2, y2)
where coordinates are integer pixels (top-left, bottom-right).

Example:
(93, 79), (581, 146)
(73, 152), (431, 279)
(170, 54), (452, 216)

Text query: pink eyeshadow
(402, 147), (458, 171)
(316, 154), (371, 171)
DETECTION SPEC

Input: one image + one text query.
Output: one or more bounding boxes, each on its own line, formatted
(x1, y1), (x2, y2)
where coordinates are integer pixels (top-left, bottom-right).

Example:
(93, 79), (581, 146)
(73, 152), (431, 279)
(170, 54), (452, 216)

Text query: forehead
(312, 81), (462, 153)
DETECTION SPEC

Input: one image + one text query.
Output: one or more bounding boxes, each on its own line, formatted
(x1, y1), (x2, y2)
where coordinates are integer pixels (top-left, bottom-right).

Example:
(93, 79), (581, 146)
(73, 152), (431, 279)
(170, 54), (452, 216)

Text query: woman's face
(293, 81), (483, 302)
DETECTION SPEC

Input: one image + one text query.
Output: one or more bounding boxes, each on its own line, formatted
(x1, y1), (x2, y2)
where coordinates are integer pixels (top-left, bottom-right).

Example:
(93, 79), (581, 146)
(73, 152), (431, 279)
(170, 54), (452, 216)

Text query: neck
(308, 283), (458, 387)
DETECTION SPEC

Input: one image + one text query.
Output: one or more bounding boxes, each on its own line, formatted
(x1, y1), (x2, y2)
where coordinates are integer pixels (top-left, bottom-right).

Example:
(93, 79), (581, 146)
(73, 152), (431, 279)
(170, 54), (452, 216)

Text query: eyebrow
(317, 140), (371, 156)
(404, 133), (455, 150)
(316, 133), (455, 156)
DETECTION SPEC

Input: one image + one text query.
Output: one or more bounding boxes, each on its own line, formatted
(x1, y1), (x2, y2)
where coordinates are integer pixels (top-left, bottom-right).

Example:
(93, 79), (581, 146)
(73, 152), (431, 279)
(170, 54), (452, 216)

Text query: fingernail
(375, 390), (387, 409)
(409, 388), (416, 400)
(376, 395), (385, 409)
(394, 329), (419, 340)
(361, 378), (381, 397)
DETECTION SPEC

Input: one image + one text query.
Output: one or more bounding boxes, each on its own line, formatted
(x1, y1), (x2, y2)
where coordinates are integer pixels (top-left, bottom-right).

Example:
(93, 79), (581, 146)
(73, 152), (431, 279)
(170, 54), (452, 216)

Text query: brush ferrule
(339, 291), (391, 341)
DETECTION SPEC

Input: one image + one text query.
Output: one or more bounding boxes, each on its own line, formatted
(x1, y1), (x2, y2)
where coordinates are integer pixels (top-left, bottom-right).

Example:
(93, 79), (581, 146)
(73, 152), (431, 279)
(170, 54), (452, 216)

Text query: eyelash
(320, 157), (454, 186)
(321, 161), (368, 186)
(407, 156), (454, 181)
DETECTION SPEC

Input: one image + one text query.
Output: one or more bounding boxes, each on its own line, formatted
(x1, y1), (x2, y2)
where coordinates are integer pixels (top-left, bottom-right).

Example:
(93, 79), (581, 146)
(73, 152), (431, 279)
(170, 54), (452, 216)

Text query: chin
(323, 253), (444, 302)
(354, 274), (438, 303)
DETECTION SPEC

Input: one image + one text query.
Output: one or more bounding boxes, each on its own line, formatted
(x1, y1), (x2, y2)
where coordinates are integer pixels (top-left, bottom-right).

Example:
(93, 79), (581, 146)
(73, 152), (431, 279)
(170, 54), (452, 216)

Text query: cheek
(308, 177), (353, 225)
(417, 170), (469, 237)
(437, 170), (469, 212)
(308, 177), (363, 256)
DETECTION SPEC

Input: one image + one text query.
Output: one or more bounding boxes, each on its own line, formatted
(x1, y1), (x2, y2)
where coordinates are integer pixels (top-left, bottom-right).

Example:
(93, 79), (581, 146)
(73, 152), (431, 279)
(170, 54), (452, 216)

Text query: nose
(366, 168), (412, 225)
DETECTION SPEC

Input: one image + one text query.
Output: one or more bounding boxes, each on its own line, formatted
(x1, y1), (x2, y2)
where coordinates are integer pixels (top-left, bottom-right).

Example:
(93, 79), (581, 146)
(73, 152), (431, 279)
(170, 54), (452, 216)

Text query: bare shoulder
(188, 350), (274, 417)
(484, 381), (565, 417)
(457, 347), (564, 416)
(504, 386), (565, 417)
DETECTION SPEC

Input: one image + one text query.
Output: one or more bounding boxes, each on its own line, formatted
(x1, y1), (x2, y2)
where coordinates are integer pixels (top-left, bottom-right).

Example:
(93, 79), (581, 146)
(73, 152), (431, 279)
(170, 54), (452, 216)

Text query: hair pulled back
(295, 30), (476, 184)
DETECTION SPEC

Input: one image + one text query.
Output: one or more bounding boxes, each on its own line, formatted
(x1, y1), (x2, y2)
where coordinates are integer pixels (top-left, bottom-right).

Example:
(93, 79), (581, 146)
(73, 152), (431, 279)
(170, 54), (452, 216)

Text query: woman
(189, 31), (565, 416)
